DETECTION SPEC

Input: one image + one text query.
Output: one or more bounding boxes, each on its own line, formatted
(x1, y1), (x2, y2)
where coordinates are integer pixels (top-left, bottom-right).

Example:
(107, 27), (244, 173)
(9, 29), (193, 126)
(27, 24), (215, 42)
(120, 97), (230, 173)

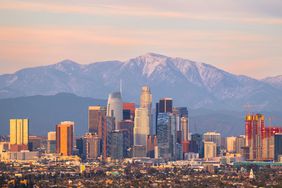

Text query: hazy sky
(0, 0), (281, 78)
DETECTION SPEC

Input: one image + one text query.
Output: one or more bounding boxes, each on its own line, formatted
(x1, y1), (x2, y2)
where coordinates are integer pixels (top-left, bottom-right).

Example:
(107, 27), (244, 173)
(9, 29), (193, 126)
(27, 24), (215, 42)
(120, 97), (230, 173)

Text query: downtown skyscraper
(56, 121), (74, 156)
(10, 119), (29, 152)
(245, 114), (282, 160)
(133, 86), (152, 157)
(107, 92), (123, 130)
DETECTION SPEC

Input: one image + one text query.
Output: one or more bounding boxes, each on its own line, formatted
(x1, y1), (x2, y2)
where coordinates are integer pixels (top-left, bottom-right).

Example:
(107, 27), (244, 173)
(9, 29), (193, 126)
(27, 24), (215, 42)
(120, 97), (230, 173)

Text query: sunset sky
(0, 0), (281, 78)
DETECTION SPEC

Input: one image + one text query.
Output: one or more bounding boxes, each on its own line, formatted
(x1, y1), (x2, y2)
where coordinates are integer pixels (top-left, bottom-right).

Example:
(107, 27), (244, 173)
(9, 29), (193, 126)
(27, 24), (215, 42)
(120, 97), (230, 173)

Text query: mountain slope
(0, 53), (281, 111)
(262, 75), (282, 90)
(0, 93), (106, 136)
(0, 93), (281, 136)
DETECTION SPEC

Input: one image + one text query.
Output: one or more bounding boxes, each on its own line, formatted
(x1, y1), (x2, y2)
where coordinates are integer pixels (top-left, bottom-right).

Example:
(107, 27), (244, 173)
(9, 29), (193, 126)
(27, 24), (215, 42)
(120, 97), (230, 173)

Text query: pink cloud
(1, 1), (281, 25)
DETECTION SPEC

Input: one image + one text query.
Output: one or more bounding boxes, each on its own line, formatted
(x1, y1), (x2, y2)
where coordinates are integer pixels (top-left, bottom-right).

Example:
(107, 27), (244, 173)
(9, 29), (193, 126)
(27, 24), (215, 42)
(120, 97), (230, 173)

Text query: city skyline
(2, 86), (282, 161)
(1, 1), (282, 187)
(1, 85), (282, 187)
(0, 0), (281, 78)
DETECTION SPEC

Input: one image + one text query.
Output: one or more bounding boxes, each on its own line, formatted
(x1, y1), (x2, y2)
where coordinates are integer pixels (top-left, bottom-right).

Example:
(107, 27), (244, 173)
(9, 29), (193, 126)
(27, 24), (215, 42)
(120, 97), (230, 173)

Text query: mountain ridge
(0, 53), (281, 112)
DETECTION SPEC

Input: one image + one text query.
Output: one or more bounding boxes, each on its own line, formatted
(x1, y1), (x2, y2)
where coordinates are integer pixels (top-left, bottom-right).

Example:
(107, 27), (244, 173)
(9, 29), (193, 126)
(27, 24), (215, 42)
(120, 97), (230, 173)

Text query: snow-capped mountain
(262, 75), (282, 90)
(0, 53), (281, 111)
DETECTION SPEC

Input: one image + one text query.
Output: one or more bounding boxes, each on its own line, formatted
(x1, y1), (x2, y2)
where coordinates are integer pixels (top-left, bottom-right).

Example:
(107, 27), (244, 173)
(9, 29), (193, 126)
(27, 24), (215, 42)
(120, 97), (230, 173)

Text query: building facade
(56, 121), (74, 156)
(107, 92), (123, 130)
(10, 119), (29, 152)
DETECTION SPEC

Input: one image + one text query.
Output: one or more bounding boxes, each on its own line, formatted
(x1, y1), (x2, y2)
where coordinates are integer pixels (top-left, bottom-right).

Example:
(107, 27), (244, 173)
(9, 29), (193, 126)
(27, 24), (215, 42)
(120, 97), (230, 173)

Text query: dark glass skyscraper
(88, 106), (106, 134)
(159, 98), (173, 113)
(157, 113), (173, 160)
(274, 133), (282, 161)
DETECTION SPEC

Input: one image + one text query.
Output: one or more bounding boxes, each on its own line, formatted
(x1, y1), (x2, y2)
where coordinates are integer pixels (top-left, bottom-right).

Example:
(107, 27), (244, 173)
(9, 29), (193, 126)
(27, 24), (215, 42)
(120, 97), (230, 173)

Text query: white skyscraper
(140, 86), (152, 115)
(134, 108), (150, 146)
(133, 86), (152, 157)
(140, 85), (153, 134)
(107, 92), (123, 130)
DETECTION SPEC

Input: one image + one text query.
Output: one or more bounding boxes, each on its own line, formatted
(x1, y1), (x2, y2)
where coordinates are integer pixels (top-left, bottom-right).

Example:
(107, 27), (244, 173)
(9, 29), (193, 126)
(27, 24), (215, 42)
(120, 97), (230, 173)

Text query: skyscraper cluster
(244, 114), (282, 161)
(74, 85), (192, 161)
(3, 88), (282, 163)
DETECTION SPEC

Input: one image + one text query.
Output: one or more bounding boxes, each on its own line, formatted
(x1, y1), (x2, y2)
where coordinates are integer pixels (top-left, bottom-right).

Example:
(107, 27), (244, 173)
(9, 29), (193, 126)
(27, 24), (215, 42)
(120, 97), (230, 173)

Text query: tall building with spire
(107, 92), (123, 130)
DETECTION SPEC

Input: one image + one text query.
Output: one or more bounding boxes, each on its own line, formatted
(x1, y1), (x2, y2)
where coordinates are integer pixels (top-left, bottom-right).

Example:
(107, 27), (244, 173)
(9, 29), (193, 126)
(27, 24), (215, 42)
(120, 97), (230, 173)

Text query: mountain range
(0, 53), (281, 136)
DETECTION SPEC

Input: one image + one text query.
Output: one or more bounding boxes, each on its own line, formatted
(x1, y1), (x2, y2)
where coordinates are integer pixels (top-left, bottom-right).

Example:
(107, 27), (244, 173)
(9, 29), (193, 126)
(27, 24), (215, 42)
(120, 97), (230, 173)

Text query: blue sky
(0, 0), (281, 78)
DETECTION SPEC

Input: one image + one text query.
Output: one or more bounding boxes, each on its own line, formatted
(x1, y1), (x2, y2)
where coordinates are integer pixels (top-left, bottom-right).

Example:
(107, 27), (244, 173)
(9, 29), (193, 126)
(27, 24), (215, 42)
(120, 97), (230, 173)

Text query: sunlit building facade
(10, 119), (29, 152)
(134, 108), (150, 147)
(47, 131), (56, 153)
(226, 136), (236, 153)
(204, 141), (217, 159)
(56, 121), (74, 156)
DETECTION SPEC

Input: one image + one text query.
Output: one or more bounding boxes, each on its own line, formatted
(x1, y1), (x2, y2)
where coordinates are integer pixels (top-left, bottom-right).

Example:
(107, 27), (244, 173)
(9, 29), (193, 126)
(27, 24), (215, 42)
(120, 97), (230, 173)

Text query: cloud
(1, 1), (282, 25)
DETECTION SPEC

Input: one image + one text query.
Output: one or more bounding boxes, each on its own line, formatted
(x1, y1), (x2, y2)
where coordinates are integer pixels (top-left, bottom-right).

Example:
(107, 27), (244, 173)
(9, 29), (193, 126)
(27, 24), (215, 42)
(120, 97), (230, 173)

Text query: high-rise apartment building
(47, 131), (56, 153)
(88, 106), (107, 134)
(226, 136), (237, 153)
(245, 114), (265, 160)
(56, 121), (74, 156)
(82, 133), (101, 160)
(262, 127), (282, 160)
(245, 114), (282, 160)
(107, 92), (123, 129)
(235, 135), (245, 155)
(204, 141), (217, 159)
(203, 132), (221, 156)
(203, 132), (221, 147)
(10, 119), (29, 152)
